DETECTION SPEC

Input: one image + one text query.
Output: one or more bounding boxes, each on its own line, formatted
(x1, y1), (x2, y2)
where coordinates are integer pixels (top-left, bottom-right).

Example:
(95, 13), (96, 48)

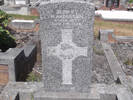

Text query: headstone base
(34, 89), (100, 100)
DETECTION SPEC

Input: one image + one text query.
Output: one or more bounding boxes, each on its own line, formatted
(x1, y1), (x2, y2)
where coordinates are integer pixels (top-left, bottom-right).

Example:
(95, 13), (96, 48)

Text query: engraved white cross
(47, 29), (87, 85)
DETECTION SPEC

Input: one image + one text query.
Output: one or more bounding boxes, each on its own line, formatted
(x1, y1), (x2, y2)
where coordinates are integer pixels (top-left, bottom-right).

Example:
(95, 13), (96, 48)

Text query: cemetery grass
(94, 18), (133, 37)
(9, 14), (39, 20)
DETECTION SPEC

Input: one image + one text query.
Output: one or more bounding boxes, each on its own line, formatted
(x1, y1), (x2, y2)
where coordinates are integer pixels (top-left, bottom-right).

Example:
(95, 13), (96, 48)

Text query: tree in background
(0, 10), (16, 52)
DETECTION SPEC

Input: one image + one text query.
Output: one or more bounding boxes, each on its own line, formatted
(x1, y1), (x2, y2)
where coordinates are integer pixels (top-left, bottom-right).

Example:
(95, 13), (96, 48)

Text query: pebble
(13, 32), (35, 48)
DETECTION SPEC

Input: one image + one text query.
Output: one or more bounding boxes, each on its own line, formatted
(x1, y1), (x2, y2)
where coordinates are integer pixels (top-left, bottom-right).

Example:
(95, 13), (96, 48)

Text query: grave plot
(30, 1), (115, 87)
(13, 31), (36, 48)
(0, 1), (133, 100)
(111, 42), (133, 76)
(0, 29), (37, 83)
(0, 14), (38, 85)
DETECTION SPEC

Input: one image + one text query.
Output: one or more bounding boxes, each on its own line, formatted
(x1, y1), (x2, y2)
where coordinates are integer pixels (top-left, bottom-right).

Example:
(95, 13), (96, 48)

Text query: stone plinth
(34, 90), (100, 100)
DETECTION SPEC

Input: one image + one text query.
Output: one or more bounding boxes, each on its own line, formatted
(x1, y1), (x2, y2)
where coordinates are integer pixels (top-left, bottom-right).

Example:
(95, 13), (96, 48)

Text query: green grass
(26, 72), (41, 82)
(8, 14), (133, 37)
(124, 58), (133, 66)
(93, 46), (104, 56)
(8, 14), (39, 20)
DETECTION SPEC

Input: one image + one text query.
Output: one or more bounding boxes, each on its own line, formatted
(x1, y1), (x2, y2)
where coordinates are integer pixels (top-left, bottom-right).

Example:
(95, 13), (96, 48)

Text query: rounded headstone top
(39, 0), (95, 6)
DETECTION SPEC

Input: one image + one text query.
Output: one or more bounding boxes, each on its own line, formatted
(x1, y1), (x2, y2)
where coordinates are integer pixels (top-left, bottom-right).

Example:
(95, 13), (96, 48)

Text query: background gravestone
(38, 0), (95, 93)
(0, 0), (4, 5)
(15, 0), (30, 5)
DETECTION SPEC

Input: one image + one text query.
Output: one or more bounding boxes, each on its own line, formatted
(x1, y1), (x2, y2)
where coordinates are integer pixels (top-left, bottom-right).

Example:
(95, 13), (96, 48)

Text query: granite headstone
(38, 0), (95, 93)
(34, 1), (100, 100)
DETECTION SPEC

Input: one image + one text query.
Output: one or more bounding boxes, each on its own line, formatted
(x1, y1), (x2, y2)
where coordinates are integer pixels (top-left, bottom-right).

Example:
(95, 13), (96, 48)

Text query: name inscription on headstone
(40, 7), (85, 27)
(51, 10), (83, 26)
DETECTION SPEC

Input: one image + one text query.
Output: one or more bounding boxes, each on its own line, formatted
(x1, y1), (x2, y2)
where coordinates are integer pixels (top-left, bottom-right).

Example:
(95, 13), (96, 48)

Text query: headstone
(106, 0), (113, 7)
(120, 0), (127, 6)
(15, 0), (30, 5)
(34, 0), (98, 100)
(105, 0), (128, 8)
(26, 0), (30, 4)
(0, 0), (4, 5)
(3, 0), (8, 5)
(39, 0), (94, 92)
(113, 0), (119, 8)
(15, 0), (26, 5)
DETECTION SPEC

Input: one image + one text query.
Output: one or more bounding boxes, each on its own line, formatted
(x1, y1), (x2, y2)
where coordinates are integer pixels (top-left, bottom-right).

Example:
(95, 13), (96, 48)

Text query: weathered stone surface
(102, 42), (125, 81)
(38, 1), (95, 92)
(100, 94), (117, 100)
(0, 82), (43, 100)
(0, 41), (37, 82)
(34, 90), (100, 100)
(1, 82), (133, 100)
(99, 29), (114, 42)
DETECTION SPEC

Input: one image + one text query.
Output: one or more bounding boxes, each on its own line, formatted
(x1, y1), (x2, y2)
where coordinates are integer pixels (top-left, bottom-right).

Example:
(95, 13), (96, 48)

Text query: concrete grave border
(101, 42), (133, 99)
(99, 29), (133, 43)
(0, 82), (133, 100)
(9, 19), (40, 30)
(0, 40), (37, 82)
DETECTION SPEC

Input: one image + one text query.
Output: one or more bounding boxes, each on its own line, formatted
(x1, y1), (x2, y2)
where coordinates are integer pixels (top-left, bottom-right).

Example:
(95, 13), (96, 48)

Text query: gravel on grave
(111, 42), (133, 76)
(34, 39), (114, 84)
(0, 30), (35, 52)
(13, 31), (35, 48)
(91, 39), (114, 84)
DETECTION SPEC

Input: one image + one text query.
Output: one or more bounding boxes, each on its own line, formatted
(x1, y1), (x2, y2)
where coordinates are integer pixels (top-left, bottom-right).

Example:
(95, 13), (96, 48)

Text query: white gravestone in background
(15, 0), (26, 4)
